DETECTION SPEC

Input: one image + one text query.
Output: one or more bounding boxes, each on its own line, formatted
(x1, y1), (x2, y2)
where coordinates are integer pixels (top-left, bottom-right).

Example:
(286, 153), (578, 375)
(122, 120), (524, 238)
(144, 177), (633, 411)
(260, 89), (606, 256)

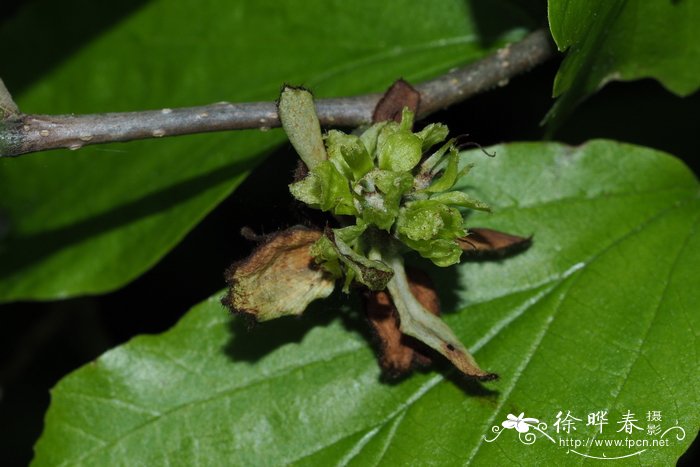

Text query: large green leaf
(33, 140), (699, 465)
(546, 0), (700, 126)
(0, 0), (534, 302)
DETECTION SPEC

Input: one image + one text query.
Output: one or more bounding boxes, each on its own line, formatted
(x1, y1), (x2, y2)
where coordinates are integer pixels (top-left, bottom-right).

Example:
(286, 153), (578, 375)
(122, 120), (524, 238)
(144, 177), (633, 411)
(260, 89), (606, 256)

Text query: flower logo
(502, 413), (540, 433)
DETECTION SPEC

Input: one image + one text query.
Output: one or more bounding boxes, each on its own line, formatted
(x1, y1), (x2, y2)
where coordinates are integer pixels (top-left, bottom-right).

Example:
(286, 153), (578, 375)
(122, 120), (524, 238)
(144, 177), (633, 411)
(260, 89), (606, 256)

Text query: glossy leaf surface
(34, 141), (699, 465)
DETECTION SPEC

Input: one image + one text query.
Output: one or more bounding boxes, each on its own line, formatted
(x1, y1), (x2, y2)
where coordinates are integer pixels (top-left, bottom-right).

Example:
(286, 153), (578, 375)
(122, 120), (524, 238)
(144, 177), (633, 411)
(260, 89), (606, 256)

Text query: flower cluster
(289, 106), (489, 291)
(223, 84), (529, 380)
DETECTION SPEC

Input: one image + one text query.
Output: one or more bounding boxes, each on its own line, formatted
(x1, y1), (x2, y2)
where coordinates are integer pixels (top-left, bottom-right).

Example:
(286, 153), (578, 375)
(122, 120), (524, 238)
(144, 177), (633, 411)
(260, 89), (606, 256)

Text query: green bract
(285, 101), (489, 281)
(310, 222), (393, 293)
(288, 160), (357, 216)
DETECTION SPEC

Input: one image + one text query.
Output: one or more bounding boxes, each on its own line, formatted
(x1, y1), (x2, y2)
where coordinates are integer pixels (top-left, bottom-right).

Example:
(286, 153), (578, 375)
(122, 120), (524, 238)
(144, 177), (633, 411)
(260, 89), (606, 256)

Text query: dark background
(1, 1), (698, 465)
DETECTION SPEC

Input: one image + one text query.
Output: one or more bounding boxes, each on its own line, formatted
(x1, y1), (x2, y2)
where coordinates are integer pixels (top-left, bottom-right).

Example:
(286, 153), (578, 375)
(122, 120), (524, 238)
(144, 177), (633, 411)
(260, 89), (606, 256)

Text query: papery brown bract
(373, 79), (421, 124)
(222, 226), (335, 321)
(458, 227), (532, 259)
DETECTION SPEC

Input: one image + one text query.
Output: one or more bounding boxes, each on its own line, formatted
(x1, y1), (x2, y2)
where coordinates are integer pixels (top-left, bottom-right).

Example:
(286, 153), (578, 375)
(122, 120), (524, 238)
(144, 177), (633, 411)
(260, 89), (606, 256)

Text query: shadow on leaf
(0, 154), (259, 281)
(466, 0), (545, 48)
(223, 291), (363, 362)
(223, 284), (502, 400)
(0, 0), (149, 97)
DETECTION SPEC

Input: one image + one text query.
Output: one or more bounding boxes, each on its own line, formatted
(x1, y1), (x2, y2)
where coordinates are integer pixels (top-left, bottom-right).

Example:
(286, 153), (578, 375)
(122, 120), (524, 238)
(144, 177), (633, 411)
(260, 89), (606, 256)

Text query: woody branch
(0, 29), (555, 158)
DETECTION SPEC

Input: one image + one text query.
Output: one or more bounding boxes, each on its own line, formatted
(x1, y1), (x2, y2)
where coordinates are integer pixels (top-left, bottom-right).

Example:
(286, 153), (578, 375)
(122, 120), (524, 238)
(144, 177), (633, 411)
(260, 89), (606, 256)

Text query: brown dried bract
(372, 79), (421, 124)
(365, 269), (440, 378)
(458, 227), (532, 259)
(222, 226), (335, 322)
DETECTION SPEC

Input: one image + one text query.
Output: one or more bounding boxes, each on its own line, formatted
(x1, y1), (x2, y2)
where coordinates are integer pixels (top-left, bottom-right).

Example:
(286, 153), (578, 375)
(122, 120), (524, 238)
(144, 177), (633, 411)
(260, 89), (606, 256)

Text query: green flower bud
(356, 169), (413, 230)
(378, 131), (423, 172)
(325, 130), (374, 180)
(396, 200), (466, 266)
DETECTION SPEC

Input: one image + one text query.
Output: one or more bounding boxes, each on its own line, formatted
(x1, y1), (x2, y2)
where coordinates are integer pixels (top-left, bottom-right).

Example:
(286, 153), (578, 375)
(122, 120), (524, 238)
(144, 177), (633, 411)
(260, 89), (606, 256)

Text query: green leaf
(34, 141), (699, 465)
(547, 0), (700, 126)
(0, 0), (532, 302)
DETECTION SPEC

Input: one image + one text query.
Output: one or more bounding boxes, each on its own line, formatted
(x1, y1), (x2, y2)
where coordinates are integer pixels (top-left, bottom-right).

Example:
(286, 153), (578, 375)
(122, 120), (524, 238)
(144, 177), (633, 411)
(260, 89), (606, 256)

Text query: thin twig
(0, 29), (555, 158)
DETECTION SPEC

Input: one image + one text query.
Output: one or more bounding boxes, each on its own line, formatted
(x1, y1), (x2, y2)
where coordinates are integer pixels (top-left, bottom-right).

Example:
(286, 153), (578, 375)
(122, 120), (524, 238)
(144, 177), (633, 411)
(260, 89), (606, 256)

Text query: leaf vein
(63, 345), (362, 465)
(583, 202), (698, 456)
